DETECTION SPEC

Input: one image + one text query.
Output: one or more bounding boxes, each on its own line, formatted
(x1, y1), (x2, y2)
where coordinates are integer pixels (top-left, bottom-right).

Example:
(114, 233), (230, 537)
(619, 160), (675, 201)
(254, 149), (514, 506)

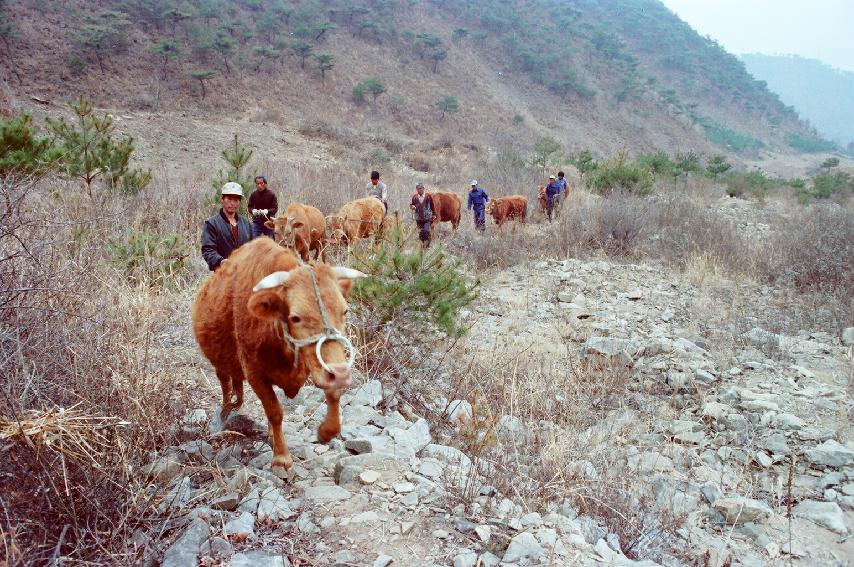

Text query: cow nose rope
(274, 234), (356, 376)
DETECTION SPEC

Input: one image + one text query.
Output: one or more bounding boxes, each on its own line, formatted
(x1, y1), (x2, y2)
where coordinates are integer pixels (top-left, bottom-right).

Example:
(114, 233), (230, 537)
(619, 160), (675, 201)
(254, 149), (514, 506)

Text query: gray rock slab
(805, 439), (854, 468)
(161, 518), (210, 567)
(230, 551), (292, 567)
(792, 500), (849, 534)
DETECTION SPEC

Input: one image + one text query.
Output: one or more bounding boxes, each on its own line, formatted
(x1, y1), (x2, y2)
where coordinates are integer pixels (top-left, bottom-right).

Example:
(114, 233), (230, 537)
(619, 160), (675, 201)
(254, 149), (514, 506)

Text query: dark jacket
(201, 209), (253, 271)
(467, 187), (489, 210)
(248, 189), (278, 221)
(410, 192), (435, 223)
(546, 181), (560, 196)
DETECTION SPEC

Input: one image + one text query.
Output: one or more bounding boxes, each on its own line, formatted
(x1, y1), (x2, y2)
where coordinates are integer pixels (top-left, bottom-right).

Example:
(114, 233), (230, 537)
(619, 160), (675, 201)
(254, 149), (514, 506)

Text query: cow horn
(331, 267), (367, 280)
(252, 271), (292, 292)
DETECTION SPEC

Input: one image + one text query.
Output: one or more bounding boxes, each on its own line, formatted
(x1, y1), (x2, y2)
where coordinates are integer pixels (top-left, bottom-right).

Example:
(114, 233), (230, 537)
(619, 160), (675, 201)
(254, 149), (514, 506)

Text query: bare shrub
(0, 176), (192, 563)
(406, 152), (430, 172)
(642, 193), (753, 272)
(558, 191), (648, 257)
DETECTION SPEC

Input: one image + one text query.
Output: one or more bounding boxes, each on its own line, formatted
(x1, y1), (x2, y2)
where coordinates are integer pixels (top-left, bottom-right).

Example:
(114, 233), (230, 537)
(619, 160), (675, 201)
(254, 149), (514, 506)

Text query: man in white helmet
(201, 182), (253, 271)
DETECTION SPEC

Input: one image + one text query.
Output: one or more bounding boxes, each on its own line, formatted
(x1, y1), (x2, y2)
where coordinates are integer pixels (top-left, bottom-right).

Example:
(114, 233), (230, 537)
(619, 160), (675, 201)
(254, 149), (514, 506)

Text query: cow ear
(247, 290), (286, 319)
(292, 221), (305, 229)
(264, 220), (275, 229)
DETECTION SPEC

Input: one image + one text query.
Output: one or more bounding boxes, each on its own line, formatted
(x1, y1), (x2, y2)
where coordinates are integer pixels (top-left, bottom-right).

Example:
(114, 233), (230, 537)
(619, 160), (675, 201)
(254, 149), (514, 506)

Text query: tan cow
(327, 197), (385, 245)
(429, 191), (462, 237)
(191, 237), (365, 470)
(487, 195), (528, 231)
(266, 203), (327, 262)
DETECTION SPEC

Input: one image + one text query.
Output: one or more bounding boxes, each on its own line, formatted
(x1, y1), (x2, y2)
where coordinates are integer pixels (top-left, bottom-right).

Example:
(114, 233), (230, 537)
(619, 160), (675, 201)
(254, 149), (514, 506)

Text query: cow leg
(318, 388), (342, 443)
(216, 369), (236, 421)
(252, 379), (292, 470)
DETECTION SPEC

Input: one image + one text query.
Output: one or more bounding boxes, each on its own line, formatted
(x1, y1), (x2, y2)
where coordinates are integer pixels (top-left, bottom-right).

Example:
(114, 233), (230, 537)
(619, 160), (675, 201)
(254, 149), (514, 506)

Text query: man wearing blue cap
(467, 179), (489, 233)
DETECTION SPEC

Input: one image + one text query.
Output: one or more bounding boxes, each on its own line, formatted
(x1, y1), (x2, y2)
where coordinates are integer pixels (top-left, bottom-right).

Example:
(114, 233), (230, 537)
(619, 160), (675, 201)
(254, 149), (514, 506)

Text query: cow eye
(289, 315), (301, 324)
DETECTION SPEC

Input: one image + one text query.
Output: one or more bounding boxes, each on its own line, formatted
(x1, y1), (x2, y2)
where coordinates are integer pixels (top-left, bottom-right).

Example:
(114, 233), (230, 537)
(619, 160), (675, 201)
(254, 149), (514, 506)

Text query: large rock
(712, 497), (772, 525)
(161, 518), (210, 567)
(342, 379), (383, 407)
(841, 327), (854, 346)
(627, 451), (674, 473)
(792, 500), (849, 534)
(502, 532), (546, 564)
(582, 337), (639, 366)
(805, 440), (854, 468)
(256, 488), (298, 523)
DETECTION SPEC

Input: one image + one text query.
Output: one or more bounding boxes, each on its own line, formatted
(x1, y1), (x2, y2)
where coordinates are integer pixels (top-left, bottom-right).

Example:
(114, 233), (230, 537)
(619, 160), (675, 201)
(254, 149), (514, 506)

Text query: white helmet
(221, 181), (244, 197)
(470, 179), (478, 186)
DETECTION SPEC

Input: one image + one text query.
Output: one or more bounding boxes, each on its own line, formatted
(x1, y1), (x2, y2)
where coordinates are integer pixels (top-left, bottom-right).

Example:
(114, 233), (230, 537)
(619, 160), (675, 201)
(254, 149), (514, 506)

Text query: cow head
(266, 216), (306, 249)
(325, 215), (346, 245)
(248, 265), (366, 391)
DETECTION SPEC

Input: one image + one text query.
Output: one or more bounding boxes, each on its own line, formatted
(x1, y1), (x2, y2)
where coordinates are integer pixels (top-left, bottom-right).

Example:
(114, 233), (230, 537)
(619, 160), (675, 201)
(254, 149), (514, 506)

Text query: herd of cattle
(262, 187), (557, 263)
(192, 185), (558, 471)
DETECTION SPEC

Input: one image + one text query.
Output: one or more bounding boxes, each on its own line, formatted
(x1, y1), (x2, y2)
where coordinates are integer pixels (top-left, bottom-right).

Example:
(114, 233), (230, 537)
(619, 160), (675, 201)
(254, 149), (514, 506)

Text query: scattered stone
(503, 532), (546, 563)
(475, 525), (492, 543)
(841, 327), (854, 346)
(627, 451), (674, 473)
(199, 536), (231, 559)
(303, 485), (352, 502)
(223, 512), (255, 540)
(138, 456), (184, 482)
(230, 551), (291, 567)
(256, 488), (297, 523)
(210, 492), (240, 511)
(359, 470), (380, 485)
(183, 409), (207, 426)
(446, 399), (473, 426)
(373, 555), (393, 567)
(792, 500), (849, 534)
(712, 497), (771, 525)
(453, 550), (478, 567)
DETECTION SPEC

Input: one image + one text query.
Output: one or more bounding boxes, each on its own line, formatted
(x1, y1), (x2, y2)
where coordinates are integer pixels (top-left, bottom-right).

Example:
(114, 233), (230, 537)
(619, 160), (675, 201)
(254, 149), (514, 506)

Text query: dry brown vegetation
(1, 146), (851, 563)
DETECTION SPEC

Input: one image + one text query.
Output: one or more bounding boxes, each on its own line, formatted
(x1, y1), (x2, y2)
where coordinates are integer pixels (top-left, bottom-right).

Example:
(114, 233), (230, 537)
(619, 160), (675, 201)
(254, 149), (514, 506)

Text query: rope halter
(252, 252), (365, 378)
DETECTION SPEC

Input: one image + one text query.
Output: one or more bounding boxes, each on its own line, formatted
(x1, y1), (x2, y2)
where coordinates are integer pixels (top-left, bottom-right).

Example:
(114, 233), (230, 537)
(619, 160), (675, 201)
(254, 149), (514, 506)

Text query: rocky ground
(139, 219), (853, 566)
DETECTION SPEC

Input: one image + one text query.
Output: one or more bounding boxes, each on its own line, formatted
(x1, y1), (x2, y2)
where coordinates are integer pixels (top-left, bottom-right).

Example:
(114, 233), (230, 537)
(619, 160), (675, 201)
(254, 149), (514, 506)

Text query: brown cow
(191, 237), (365, 470)
(327, 197), (385, 245)
(487, 195), (528, 231)
(266, 203), (327, 262)
(429, 191), (462, 237)
(537, 186), (547, 217)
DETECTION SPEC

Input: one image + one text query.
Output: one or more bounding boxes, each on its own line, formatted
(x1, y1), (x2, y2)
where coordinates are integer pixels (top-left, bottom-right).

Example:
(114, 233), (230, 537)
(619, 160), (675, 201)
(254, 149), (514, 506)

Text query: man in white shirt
(365, 170), (388, 215)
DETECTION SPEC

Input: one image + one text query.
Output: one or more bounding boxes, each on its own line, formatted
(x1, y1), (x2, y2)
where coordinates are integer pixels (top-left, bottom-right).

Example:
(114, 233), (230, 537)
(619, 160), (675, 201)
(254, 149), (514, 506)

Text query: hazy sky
(660, 0), (854, 72)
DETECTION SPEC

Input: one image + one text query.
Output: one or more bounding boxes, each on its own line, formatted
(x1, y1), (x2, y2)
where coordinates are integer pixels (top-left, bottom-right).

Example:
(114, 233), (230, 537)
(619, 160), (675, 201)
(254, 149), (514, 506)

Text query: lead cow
(191, 237), (365, 470)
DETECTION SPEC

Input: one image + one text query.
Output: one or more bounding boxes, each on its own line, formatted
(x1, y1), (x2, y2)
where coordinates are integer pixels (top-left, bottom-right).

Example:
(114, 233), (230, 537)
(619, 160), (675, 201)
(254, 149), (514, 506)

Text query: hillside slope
(0, 0), (818, 161)
(742, 53), (854, 149)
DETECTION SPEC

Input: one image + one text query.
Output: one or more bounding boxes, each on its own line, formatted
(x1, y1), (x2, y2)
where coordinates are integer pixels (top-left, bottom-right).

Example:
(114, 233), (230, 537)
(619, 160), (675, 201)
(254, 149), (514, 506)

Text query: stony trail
(145, 244), (852, 566)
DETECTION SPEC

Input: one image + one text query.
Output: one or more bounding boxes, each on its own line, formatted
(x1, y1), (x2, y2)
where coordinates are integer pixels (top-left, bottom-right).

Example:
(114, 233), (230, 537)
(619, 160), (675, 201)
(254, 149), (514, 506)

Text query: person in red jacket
(248, 175), (278, 239)
(409, 183), (435, 248)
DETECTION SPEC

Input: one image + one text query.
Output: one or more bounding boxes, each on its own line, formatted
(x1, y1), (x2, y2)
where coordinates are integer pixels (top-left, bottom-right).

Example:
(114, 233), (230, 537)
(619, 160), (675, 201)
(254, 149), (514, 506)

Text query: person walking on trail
(467, 179), (489, 233)
(201, 182), (253, 271)
(556, 170), (569, 207)
(248, 175), (278, 239)
(545, 175), (560, 222)
(409, 183), (435, 248)
(365, 170), (388, 215)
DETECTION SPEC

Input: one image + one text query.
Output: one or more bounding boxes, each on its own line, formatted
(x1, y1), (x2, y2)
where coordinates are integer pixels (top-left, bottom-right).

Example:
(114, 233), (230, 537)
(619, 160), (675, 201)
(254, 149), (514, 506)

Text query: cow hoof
(272, 454), (293, 470)
(317, 423), (339, 444)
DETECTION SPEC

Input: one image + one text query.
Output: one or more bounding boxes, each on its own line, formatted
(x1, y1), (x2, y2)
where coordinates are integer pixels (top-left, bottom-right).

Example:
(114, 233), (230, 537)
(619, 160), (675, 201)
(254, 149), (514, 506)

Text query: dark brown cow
(487, 195), (528, 231)
(266, 203), (327, 262)
(537, 186), (548, 217)
(429, 191), (462, 236)
(191, 237), (365, 470)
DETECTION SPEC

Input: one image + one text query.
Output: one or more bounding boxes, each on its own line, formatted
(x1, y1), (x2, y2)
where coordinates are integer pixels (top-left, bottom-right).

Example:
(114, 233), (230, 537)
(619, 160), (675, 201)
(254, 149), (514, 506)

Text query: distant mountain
(742, 53), (854, 147)
(0, 0), (817, 157)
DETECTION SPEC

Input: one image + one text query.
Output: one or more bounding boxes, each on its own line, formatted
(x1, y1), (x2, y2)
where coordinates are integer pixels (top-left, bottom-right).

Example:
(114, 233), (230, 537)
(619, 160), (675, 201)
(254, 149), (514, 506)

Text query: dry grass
(0, 175), (199, 564)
